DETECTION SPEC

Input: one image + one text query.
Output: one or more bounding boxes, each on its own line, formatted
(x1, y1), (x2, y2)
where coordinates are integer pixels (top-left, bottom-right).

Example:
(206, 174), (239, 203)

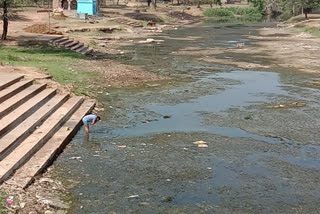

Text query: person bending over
(82, 114), (101, 135)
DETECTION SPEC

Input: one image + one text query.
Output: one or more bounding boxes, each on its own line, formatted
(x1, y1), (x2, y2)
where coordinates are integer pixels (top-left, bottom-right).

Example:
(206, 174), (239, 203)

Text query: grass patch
(302, 26), (320, 37)
(203, 7), (264, 23)
(285, 15), (306, 23)
(89, 40), (98, 49)
(292, 26), (320, 37)
(0, 191), (7, 214)
(0, 45), (100, 95)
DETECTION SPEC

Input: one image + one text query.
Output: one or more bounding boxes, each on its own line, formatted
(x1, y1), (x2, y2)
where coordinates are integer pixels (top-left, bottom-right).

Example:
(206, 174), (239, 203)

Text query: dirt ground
(1, 3), (320, 214)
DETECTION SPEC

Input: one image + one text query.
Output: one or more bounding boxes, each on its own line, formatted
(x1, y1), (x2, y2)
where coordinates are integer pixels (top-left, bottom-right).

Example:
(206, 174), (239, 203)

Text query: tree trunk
(292, 5), (295, 15)
(197, 0), (201, 8)
(152, 0), (157, 9)
(1, 0), (8, 40)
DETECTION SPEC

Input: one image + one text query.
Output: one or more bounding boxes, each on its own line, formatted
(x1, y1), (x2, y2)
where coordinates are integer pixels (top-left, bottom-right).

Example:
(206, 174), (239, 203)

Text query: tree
(281, 0), (320, 19)
(265, 0), (281, 21)
(248, 0), (266, 14)
(300, 0), (320, 19)
(151, 0), (157, 9)
(0, 0), (14, 40)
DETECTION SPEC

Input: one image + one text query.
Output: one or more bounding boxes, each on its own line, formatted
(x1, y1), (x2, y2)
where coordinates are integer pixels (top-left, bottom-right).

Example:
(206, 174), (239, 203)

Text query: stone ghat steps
(49, 36), (94, 56)
(0, 73), (95, 188)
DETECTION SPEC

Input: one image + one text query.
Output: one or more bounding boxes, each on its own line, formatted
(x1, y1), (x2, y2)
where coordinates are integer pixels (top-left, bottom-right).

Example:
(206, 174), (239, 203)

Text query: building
(52, 0), (101, 11)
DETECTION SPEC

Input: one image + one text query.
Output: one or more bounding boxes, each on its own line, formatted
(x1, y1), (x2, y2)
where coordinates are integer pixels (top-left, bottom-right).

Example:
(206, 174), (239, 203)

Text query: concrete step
(0, 94), (69, 161)
(0, 89), (56, 137)
(53, 37), (69, 45)
(70, 43), (84, 51)
(0, 74), (23, 91)
(0, 80), (33, 103)
(81, 47), (93, 55)
(59, 39), (74, 47)
(75, 46), (88, 53)
(0, 84), (46, 119)
(65, 40), (79, 48)
(6, 100), (95, 188)
(0, 96), (84, 184)
(49, 36), (64, 42)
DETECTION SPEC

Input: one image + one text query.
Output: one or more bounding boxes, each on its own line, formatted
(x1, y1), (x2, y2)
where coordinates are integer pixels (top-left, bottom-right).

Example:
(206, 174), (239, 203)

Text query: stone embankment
(0, 72), (95, 189)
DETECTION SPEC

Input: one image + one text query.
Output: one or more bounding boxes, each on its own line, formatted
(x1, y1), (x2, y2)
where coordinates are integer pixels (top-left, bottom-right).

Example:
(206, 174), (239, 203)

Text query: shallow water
(54, 23), (320, 213)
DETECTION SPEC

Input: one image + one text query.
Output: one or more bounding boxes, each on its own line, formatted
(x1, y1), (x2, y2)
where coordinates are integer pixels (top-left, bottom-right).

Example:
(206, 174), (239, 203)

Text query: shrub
(203, 7), (264, 22)
(277, 11), (292, 21)
(204, 8), (235, 17)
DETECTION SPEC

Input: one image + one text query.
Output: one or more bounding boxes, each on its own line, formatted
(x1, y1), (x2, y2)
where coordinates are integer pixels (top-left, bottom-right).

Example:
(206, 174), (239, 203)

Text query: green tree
(301, 0), (320, 19)
(281, 0), (320, 19)
(248, 0), (266, 14)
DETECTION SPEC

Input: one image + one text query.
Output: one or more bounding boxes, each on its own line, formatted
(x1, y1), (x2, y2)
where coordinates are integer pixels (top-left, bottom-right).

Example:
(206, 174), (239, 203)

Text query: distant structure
(52, 0), (77, 10)
(52, 0), (101, 11)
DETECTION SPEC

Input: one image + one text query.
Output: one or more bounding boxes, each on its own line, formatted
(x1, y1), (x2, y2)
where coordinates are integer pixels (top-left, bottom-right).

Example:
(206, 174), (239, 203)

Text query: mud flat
(53, 22), (320, 213)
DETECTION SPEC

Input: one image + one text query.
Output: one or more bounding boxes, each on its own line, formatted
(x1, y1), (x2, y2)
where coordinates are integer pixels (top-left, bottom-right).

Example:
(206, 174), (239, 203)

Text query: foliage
(0, 0), (14, 7)
(277, 10), (292, 20)
(280, 0), (320, 19)
(0, 45), (100, 95)
(203, 7), (264, 22)
(0, 191), (7, 214)
(203, 8), (234, 17)
(248, 0), (266, 13)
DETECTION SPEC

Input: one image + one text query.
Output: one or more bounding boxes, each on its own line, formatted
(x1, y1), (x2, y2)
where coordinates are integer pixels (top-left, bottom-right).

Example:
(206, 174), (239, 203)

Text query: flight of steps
(0, 73), (95, 189)
(48, 36), (94, 56)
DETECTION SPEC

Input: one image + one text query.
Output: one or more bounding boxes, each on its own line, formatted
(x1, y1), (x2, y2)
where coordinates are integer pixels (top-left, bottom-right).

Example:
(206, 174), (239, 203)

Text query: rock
(139, 202), (150, 206)
(198, 144), (208, 148)
(20, 202), (26, 208)
(162, 196), (173, 202)
(45, 211), (54, 214)
(41, 198), (70, 209)
(193, 140), (207, 145)
(70, 156), (81, 160)
(40, 178), (54, 183)
(128, 195), (140, 199)
(138, 38), (155, 44)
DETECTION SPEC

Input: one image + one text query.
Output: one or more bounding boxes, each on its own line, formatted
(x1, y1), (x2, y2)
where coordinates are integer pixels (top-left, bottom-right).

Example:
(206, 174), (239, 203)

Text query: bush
(277, 11), (292, 21)
(203, 8), (235, 17)
(203, 7), (264, 22)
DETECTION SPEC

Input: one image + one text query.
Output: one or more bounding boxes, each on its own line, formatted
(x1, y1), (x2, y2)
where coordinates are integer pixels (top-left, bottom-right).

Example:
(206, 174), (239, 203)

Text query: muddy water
(54, 23), (320, 213)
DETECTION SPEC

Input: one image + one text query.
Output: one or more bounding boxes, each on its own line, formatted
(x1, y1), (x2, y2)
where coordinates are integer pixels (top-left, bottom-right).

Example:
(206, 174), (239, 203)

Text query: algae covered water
(54, 23), (320, 213)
